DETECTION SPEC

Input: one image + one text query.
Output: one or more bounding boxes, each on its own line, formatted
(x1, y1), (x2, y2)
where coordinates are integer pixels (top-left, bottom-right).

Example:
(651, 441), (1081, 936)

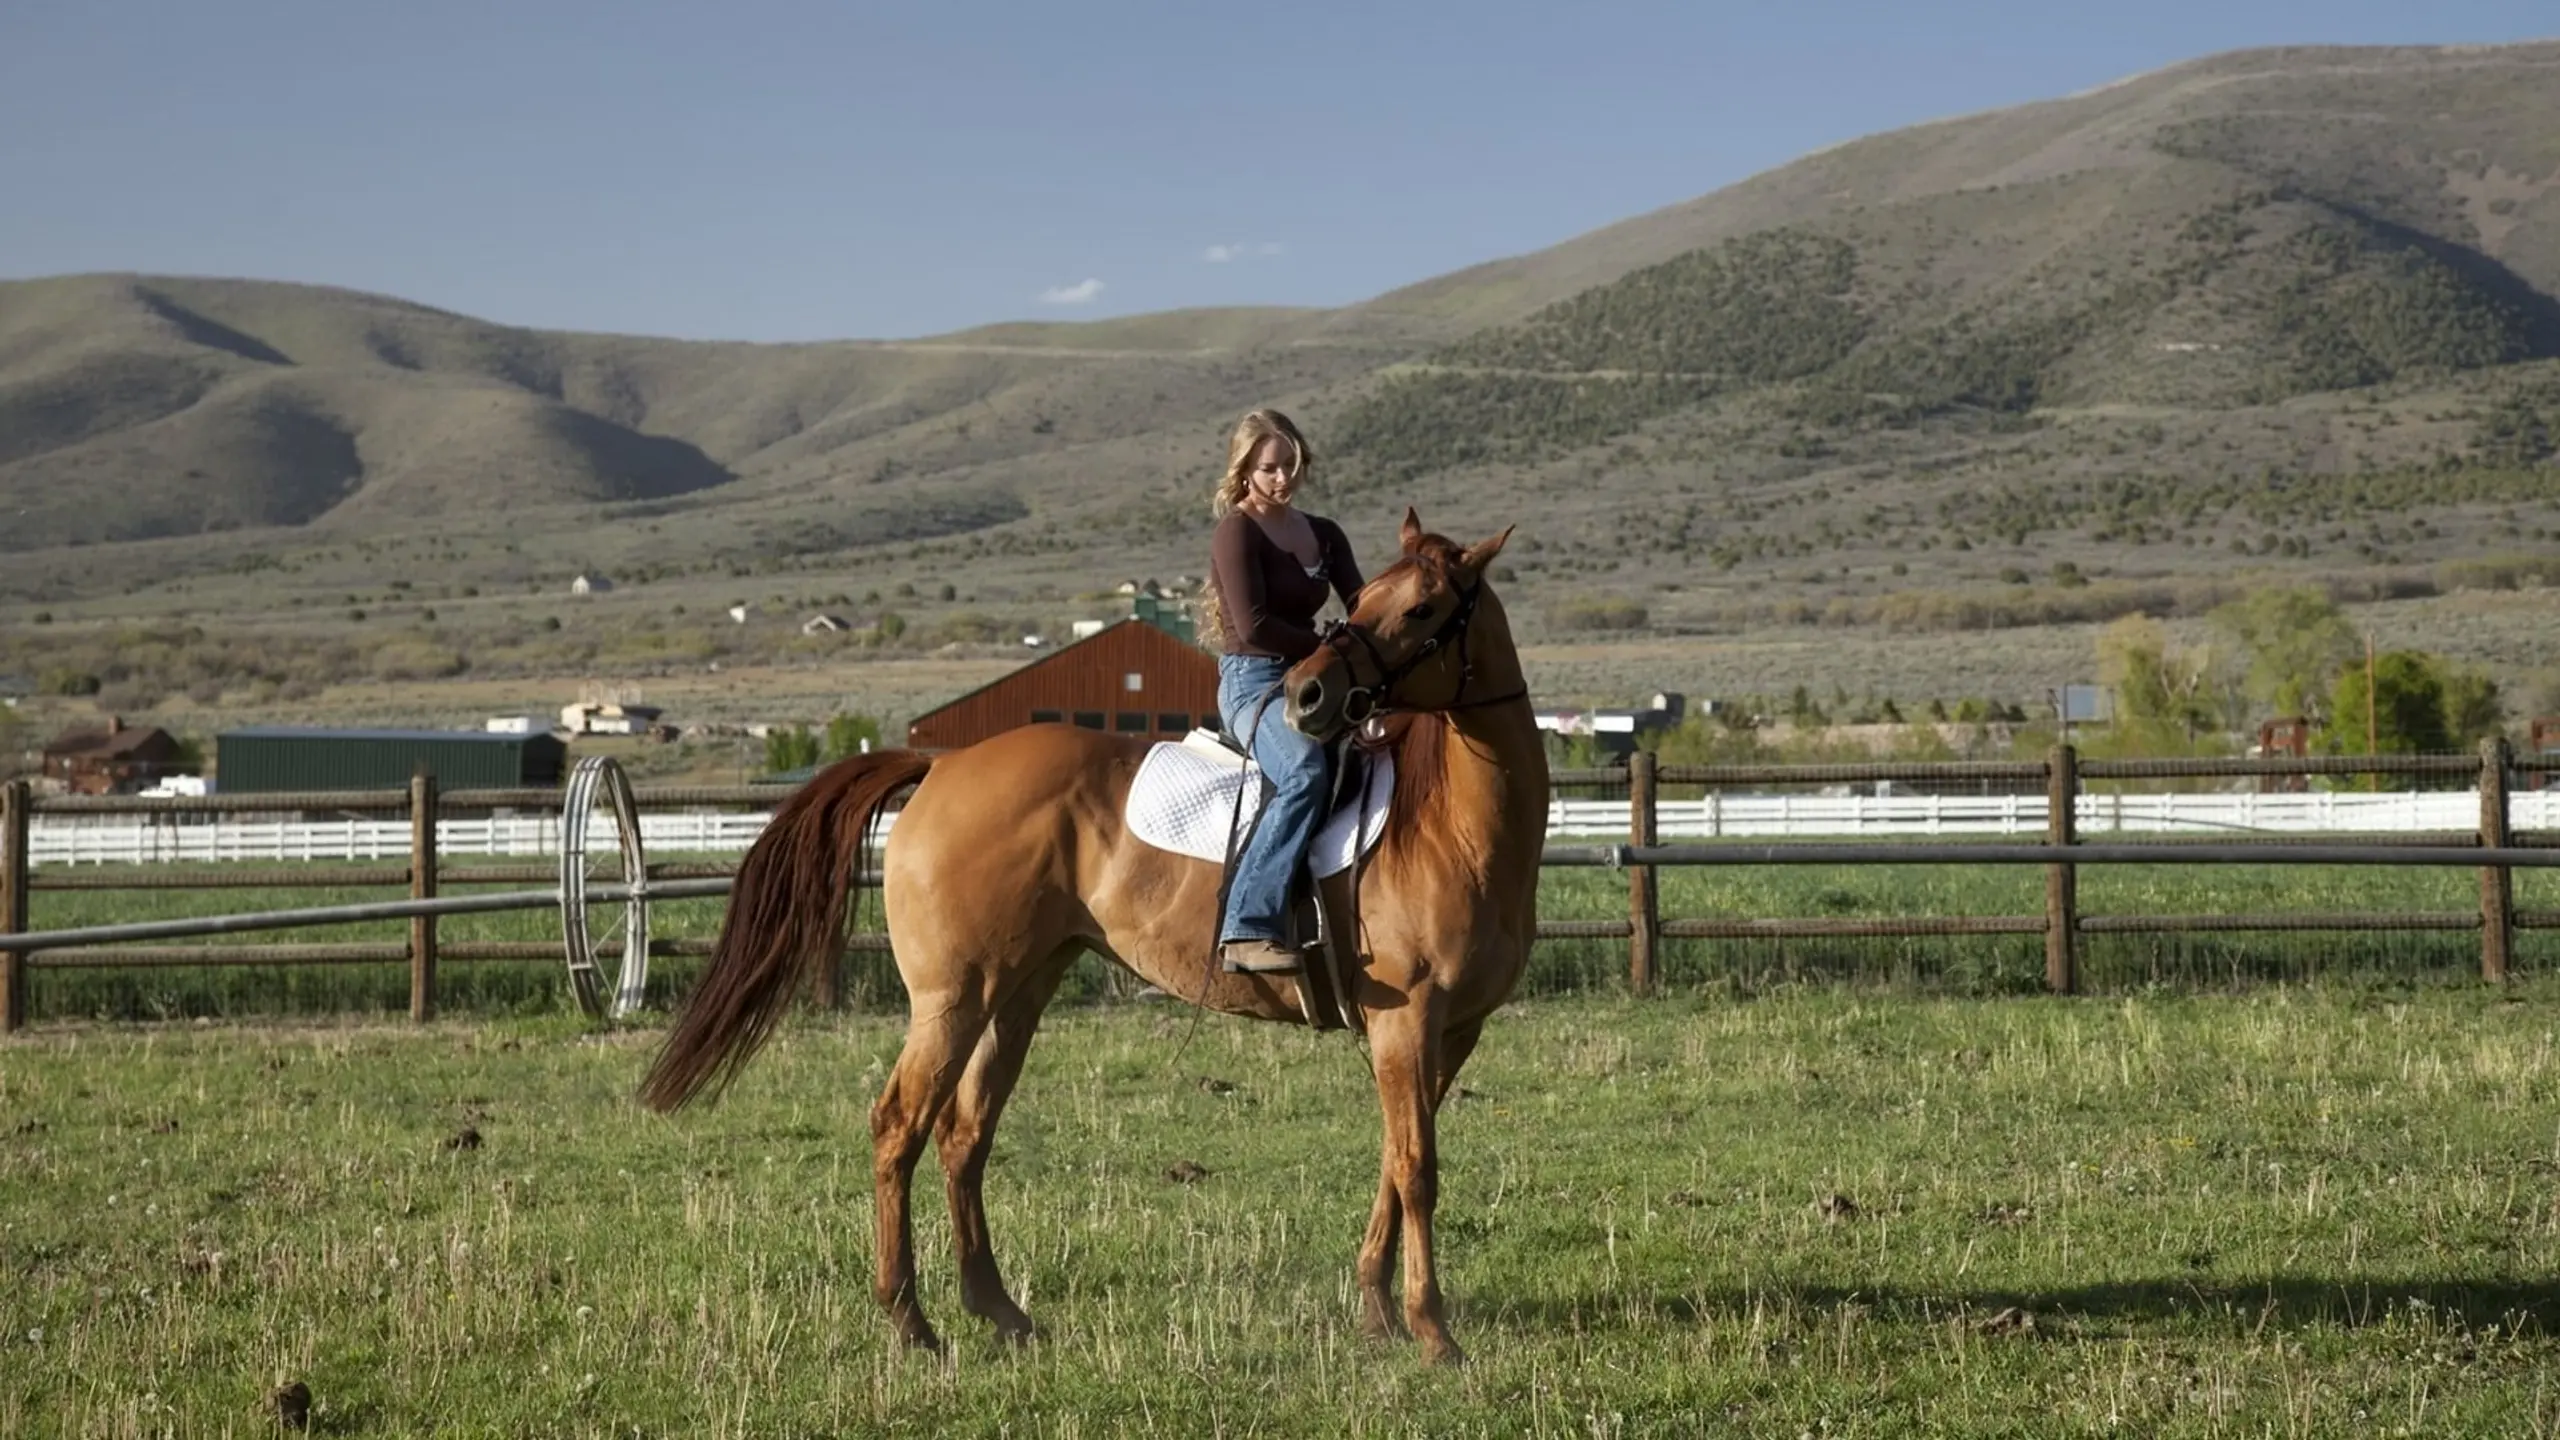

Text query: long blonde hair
(1196, 409), (1313, 650)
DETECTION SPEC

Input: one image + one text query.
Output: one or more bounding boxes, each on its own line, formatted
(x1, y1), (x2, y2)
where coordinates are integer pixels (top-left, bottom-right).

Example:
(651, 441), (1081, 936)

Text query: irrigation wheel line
(559, 756), (649, 1021)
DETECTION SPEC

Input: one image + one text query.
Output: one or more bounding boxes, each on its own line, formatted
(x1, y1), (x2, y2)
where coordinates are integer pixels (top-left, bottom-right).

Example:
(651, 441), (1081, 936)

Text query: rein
(1318, 577), (1527, 724)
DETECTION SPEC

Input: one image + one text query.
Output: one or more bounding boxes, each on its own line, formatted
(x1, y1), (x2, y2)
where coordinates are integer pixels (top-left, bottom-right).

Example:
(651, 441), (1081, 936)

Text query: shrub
(1551, 598), (1649, 632)
(41, 668), (101, 696)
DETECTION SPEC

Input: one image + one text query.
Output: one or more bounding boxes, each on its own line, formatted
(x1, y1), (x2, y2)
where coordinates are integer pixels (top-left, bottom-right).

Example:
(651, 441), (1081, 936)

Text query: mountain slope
(0, 274), (1405, 550)
(1354, 41), (2560, 330)
(1, 39), (2556, 609)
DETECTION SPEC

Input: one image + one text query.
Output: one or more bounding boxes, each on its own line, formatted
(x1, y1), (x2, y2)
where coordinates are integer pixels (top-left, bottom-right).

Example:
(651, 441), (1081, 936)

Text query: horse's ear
(1458, 525), (1515, 575)
(1399, 507), (1425, 553)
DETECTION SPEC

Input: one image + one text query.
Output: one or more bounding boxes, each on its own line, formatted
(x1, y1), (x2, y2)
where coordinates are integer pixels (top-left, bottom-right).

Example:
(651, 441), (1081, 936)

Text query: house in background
(570, 574), (615, 596)
(1070, 591), (1199, 645)
(0, 674), (31, 708)
(1533, 692), (1690, 761)
(41, 716), (187, 795)
(802, 613), (880, 637)
(560, 701), (667, 736)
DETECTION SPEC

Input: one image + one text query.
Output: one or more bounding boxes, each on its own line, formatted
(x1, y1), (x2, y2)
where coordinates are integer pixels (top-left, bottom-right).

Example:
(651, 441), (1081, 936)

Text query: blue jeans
(1216, 653), (1333, 944)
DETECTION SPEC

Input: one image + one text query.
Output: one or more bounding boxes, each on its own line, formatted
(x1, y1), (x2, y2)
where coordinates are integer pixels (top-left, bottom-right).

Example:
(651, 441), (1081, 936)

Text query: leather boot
(1218, 939), (1301, 974)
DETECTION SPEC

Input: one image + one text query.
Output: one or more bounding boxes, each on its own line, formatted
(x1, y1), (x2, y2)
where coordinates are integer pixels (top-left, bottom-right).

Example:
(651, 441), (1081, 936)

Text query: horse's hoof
(1359, 1305), (1406, 1343)
(896, 1322), (943, 1354)
(993, 1315), (1039, 1347)
(1419, 1335), (1467, 1367)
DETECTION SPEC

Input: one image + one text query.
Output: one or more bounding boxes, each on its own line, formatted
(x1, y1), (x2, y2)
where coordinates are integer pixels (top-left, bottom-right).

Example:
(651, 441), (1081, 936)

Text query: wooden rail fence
(2, 743), (2553, 1031)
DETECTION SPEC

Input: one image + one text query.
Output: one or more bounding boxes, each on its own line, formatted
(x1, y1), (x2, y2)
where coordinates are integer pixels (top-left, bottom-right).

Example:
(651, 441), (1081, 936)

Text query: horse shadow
(1473, 1275), (2560, 1334)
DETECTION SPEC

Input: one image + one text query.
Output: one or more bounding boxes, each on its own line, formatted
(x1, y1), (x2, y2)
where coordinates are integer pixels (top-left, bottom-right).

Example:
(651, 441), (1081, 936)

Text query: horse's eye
(1405, 604), (1433, 620)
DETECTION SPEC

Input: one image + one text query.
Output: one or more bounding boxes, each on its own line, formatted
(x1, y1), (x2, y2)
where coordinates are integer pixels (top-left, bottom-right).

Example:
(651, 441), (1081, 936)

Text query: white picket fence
(1548, 789), (2559, 839)
(28, 790), (2554, 866)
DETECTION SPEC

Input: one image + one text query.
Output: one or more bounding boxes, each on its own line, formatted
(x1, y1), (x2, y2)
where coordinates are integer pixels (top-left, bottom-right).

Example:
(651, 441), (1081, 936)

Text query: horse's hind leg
(934, 945), (1075, 1343)
(872, 990), (992, 1353)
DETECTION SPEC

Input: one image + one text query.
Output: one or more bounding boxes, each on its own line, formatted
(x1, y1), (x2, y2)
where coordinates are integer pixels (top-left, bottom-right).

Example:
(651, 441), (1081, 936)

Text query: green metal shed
(213, 727), (567, 793)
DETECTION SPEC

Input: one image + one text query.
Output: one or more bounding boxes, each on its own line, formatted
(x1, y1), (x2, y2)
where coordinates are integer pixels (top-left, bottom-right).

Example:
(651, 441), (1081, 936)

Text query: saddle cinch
(1122, 728), (1394, 1032)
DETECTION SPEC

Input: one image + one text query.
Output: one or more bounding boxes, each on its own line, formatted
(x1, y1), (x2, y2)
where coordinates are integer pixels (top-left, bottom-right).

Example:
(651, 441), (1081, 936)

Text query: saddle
(1123, 729), (1390, 1032)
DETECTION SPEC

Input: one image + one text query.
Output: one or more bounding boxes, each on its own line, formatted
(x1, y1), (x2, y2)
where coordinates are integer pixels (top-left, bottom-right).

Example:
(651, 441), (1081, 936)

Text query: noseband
(1315, 575), (1521, 722)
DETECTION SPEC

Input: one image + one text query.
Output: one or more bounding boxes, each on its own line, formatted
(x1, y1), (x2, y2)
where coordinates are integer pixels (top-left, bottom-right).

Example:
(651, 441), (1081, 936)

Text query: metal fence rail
(1, 740), (2551, 1030)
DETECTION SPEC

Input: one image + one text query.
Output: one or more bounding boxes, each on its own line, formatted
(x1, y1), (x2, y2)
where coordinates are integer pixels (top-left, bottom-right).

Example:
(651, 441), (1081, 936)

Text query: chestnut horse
(639, 510), (1543, 1365)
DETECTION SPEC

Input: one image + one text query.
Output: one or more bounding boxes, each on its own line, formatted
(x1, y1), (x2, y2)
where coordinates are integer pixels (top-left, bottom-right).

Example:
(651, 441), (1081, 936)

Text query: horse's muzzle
(1285, 667), (1349, 740)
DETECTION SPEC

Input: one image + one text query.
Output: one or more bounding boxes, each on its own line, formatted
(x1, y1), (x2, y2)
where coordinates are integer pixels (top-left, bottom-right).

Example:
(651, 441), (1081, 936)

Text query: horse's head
(1283, 507), (1516, 742)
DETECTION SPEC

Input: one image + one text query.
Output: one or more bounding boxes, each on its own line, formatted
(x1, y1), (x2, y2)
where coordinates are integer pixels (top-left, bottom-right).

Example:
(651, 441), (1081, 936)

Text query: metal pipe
(0, 877), (734, 952)
(1540, 843), (2560, 868)
(14, 841), (2555, 955)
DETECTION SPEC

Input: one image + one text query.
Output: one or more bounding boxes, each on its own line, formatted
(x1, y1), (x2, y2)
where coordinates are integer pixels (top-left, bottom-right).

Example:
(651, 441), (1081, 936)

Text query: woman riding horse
(1198, 408), (1366, 976)
(640, 507), (1542, 1366)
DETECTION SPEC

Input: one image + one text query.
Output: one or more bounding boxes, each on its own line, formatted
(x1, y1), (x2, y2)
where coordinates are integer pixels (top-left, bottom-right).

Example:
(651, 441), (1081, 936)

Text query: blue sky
(1, 0), (2551, 342)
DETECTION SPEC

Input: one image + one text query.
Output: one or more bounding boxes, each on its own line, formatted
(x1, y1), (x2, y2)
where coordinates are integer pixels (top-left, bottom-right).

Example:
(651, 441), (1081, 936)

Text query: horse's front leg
(1368, 989), (1463, 1364)
(1358, 1013), (1485, 1342)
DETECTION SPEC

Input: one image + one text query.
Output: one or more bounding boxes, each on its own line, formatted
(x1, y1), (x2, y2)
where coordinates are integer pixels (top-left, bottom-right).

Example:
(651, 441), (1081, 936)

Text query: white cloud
(1202, 242), (1285, 263)
(1038, 278), (1104, 305)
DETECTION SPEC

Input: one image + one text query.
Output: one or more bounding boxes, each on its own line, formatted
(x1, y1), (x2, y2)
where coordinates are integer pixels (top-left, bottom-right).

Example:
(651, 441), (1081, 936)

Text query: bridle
(1313, 571), (1527, 725)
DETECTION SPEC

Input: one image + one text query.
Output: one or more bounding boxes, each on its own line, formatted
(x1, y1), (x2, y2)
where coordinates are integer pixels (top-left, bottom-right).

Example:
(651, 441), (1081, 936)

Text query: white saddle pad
(1125, 733), (1393, 876)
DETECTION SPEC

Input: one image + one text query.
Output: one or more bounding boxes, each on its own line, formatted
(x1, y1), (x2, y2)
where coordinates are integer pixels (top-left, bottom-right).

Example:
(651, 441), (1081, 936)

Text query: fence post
(1628, 751), (1660, 995)
(2480, 735), (2513, 985)
(2045, 745), (2078, 995)
(1, 780), (28, 1034)
(410, 773), (439, 1023)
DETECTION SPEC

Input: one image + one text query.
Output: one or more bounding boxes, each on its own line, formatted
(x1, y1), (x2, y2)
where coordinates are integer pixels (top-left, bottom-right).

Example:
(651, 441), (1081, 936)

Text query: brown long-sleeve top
(1209, 509), (1365, 660)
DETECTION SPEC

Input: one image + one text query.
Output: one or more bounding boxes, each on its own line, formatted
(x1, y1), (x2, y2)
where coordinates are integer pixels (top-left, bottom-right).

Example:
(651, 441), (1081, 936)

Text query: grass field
(20, 857), (2560, 1024)
(8, 984), (2560, 1436)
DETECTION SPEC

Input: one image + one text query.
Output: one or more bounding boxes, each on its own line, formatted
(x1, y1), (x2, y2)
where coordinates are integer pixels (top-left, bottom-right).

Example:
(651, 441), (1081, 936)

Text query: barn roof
(216, 726), (550, 743)
(905, 618), (1212, 727)
(44, 723), (177, 758)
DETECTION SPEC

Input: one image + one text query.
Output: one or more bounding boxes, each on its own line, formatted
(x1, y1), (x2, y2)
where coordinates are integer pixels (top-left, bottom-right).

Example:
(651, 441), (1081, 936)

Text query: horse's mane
(1358, 711), (1446, 856)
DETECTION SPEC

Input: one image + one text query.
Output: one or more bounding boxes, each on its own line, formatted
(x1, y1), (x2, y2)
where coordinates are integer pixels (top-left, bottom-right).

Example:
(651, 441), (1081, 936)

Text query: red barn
(907, 619), (1221, 750)
(42, 716), (187, 795)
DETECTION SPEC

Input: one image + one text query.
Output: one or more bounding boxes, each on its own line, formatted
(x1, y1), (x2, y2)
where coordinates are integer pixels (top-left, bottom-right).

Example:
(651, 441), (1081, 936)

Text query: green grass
(21, 855), (2558, 1024)
(8, 985), (2560, 1434)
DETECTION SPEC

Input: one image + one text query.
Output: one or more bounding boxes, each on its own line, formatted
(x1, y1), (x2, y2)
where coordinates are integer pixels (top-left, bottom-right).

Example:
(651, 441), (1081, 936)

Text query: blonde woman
(1199, 409), (1366, 974)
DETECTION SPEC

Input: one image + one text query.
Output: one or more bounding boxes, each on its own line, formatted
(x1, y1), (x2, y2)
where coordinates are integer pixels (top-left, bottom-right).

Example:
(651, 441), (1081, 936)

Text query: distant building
(1068, 593), (1197, 647)
(41, 716), (187, 796)
(483, 715), (545, 735)
(214, 727), (567, 792)
(1533, 691), (1688, 761)
(2056, 684), (2114, 725)
(570, 574), (614, 596)
(560, 701), (666, 736)
(907, 618), (1219, 750)
(1129, 593), (1195, 644)
(0, 674), (30, 708)
(727, 603), (751, 624)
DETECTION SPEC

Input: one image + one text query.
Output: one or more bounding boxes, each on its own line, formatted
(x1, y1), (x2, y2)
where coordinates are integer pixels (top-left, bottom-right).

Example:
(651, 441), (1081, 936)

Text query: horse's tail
(639, 749), (935, 1113)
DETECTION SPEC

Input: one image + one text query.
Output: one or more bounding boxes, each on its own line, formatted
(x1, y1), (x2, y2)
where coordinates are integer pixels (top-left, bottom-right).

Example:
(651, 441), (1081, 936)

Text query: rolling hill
(2, 39), (2557, 719)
